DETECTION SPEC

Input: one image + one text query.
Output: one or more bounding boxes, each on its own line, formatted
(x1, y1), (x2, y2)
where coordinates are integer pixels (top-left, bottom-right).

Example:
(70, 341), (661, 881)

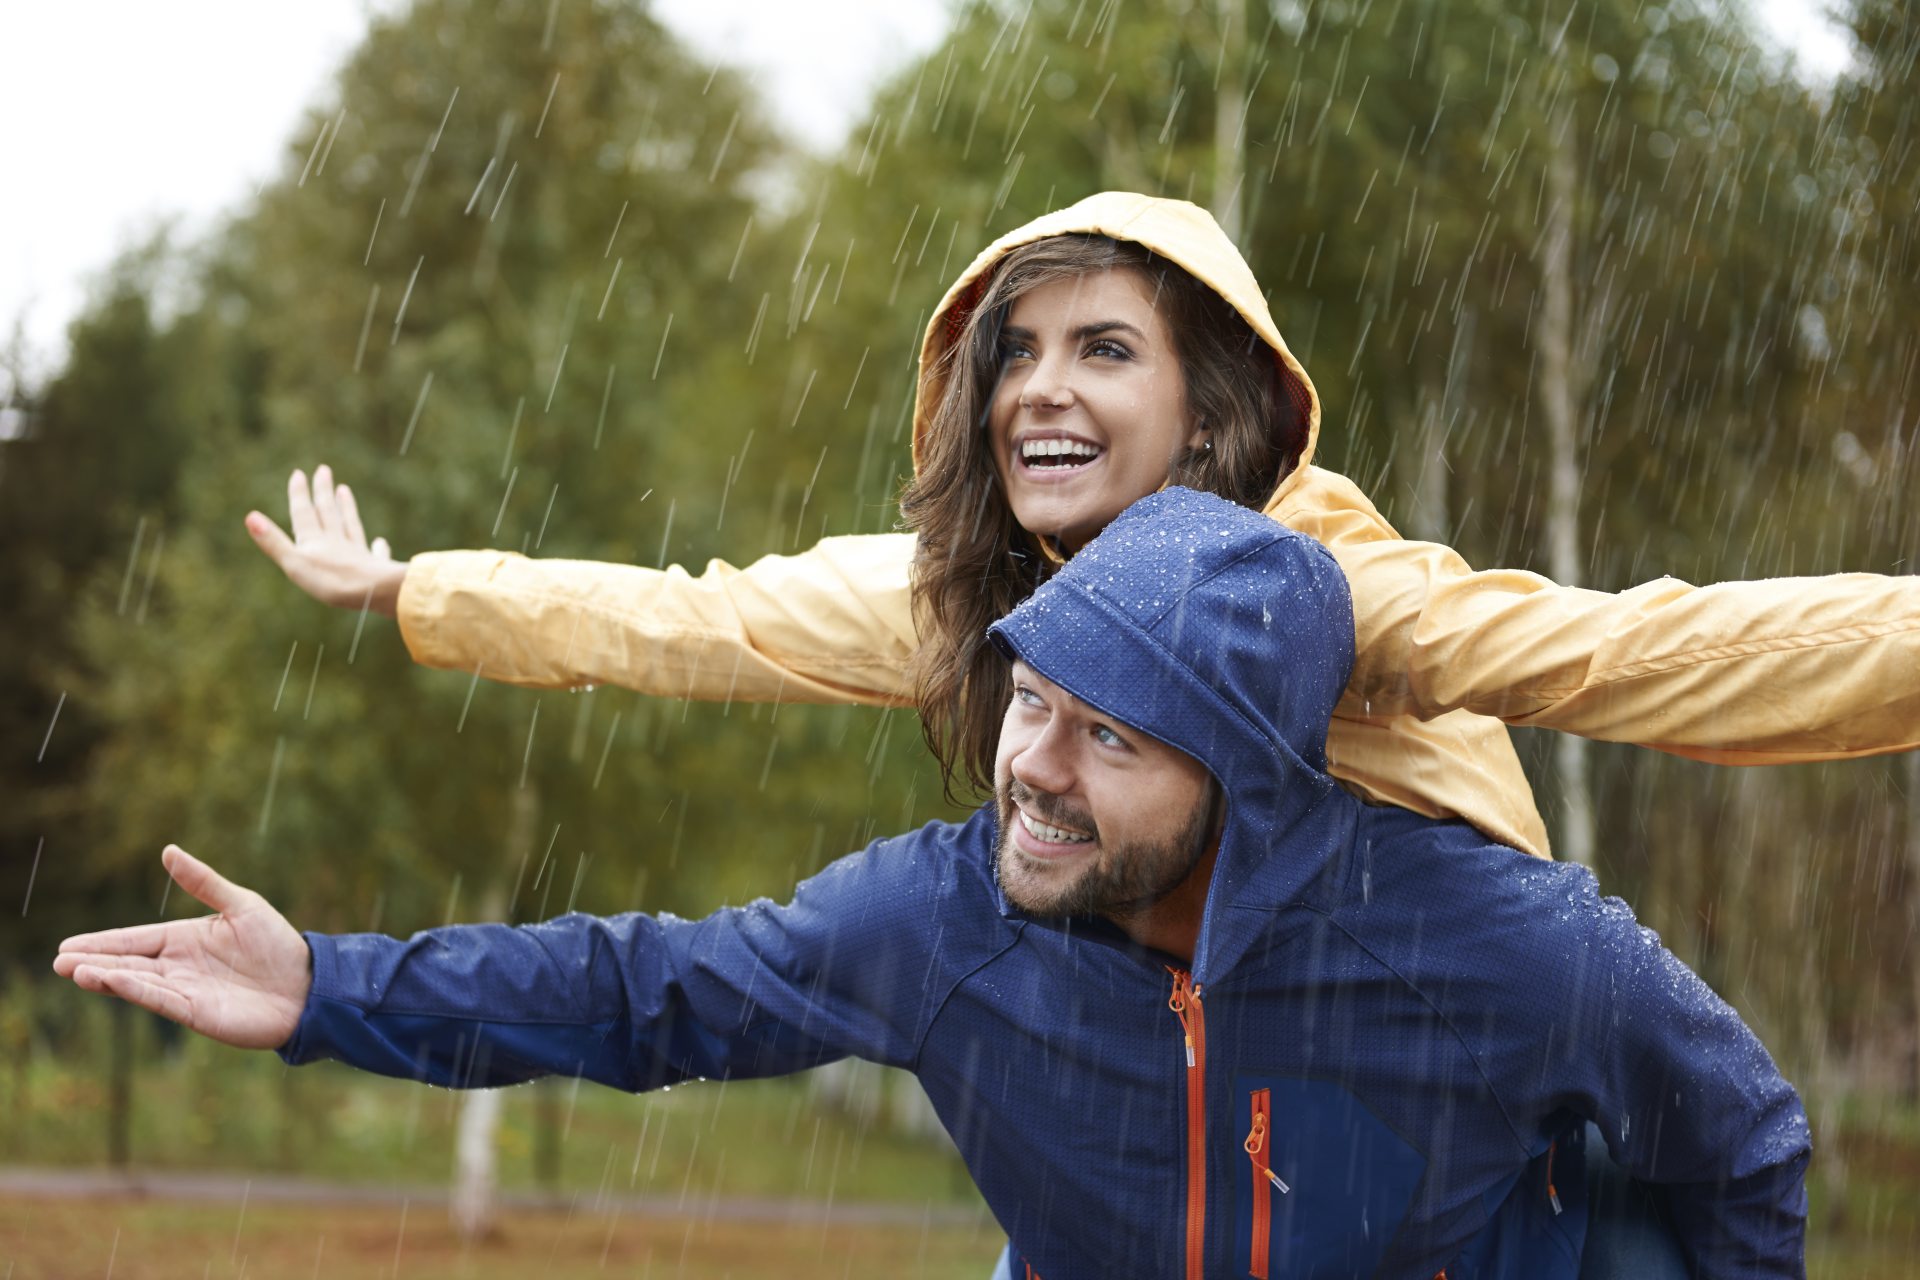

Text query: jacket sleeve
(1286, 466), (1920, 763)
(394, 533), (919, 707)
(1511, 862), (1810, 1277)
(275, 833), (954, 1091)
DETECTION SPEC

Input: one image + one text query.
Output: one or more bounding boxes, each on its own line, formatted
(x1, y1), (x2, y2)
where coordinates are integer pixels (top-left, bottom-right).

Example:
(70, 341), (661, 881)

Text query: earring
(1203, 439), (1214, 452)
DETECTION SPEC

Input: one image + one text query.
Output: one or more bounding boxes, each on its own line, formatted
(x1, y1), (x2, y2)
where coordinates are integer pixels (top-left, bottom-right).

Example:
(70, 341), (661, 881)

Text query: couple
(61, 193), (1920, 1275)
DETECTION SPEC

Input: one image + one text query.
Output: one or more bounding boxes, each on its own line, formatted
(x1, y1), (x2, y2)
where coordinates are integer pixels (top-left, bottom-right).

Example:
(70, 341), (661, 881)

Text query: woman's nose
(1019, 352), (1075, 410)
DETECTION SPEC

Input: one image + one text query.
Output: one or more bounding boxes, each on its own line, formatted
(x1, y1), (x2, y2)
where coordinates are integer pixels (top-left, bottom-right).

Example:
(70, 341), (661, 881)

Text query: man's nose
(1010, 722), (1076, 797)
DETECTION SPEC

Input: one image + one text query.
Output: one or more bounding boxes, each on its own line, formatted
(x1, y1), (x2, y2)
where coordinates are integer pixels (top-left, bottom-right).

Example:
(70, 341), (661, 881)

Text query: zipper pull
(1243, 1112), (1267, 1156)
(1266, 1168), (1291, 1195)
(1545, 1140), (1563, 1215)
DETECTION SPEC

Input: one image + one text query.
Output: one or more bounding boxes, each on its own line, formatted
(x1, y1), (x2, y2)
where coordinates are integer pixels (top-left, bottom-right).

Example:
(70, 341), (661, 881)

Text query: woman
(250, 191), (1920, 864)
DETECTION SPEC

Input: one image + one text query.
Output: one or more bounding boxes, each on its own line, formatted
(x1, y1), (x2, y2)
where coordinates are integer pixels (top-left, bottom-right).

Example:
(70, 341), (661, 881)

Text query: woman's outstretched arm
(1287, 466), (1920, 764)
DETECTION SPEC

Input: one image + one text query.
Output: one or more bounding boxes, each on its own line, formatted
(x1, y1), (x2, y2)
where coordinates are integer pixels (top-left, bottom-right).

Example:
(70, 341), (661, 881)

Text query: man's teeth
(1021, 439), (1102, 465)
(1021, 811), (1092, 844)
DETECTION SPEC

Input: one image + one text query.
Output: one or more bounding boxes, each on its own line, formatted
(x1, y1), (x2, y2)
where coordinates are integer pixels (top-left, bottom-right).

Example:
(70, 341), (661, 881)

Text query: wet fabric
(291, 490), (1809, 1278)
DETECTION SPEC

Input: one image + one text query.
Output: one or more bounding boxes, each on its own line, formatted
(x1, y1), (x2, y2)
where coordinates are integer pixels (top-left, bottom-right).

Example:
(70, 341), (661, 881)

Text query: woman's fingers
(245, 511), (297, 565)
(371, 536), (391, 561)
(312, 465), (343, 537)
(287, 469), (322, 541)
(162, 845), (251, 915)
(336, 483), (370, 551)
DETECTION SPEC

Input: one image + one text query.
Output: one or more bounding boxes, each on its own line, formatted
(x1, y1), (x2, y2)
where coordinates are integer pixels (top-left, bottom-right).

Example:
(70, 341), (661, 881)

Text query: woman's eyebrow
(999, 320), (1147, 342)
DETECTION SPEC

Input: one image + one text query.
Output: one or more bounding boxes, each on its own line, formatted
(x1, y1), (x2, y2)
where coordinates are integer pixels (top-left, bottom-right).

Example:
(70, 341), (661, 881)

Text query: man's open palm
(53, 846), (311, 1051)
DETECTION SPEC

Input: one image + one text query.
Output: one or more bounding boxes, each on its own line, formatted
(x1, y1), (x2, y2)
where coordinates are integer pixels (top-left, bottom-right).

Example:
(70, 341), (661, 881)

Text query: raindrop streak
(493, 468), (519, 538)
(535, 72), (561, 137)
(728, 217), (754, 282)
(707, 110), (740, 182)
(603, 201), (627, 258)
(487, 162), (518, 221)
(21, 837), (42, 916)
(297, 112), (339, 188)
(36, 691), (65, 763)
(593, 366), (616, 448)
(597, 259), (623, 321)
(390, 256), (425, 346)
(520, 702), (541, 789)
(273, 642), (298, 711)
(591, 711), (623, 790)
(399, 370), (435, 455)
(348, 594), (373, 663)
(843, 348), (870, 408)
(256, 739), (286, 835)
(117, 517), (147, 615)
(364, 198), (386, 266)
(651, 313), (674, 380)
(501, 397), (525, 479)
(463, 157), (499, 215)
(135, 530), (164, 623)
(535, 484), (560, 549)
(545, 343), (569, 412)
(303, 644), (325, 720)
(353, 285), (381, 372)
(456, 664), (484, 733)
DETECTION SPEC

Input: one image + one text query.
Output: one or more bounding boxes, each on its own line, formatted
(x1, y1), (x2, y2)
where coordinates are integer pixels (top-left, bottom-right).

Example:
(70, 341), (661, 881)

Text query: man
(58, 488), (1808, 1278)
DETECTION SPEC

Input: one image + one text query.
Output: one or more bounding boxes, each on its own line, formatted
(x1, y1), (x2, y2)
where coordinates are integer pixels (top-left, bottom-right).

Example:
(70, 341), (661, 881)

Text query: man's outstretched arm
(59, 832), (967, 1093)
(52, 845), (313, 1050)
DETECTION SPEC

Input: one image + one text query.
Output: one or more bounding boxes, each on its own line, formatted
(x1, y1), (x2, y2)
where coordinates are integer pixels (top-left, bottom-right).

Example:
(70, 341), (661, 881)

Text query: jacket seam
(1520, 615), (1920, 698)
(1295, 905), (1532, 1156)
(445, 594), (914, 672)
(908, 927), (1028, 1074)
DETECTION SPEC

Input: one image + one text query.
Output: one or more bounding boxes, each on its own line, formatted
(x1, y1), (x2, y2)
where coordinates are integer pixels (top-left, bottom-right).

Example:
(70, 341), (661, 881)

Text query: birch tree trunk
(1537, 108), (1596, 867)
(1210, 0), (1245, 248)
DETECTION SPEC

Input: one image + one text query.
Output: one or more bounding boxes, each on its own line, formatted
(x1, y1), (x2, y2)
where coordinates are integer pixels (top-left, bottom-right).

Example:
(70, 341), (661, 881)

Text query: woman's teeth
(1021, 811), (1092, 844)
(1021, 439), (1102, 468)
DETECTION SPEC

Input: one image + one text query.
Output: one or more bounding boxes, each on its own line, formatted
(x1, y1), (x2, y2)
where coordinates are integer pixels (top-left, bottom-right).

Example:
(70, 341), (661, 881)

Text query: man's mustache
(1003, 779), (1100, 841)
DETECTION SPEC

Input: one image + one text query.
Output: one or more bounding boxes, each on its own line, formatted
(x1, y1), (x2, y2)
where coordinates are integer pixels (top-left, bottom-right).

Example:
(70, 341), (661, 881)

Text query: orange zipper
(1243, 1088), (1287, 1278)
(1168, 967), (1208, 1280)
(1545, 1139), (1563, 1215)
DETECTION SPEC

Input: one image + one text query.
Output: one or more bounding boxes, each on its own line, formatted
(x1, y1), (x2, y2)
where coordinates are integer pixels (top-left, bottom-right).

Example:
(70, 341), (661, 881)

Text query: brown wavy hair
(899, 234), (1310, 800)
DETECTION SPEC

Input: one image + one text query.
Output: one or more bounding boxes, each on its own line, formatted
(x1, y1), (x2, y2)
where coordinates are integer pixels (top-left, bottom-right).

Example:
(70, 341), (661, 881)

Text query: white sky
(0, 0), (1851, 390)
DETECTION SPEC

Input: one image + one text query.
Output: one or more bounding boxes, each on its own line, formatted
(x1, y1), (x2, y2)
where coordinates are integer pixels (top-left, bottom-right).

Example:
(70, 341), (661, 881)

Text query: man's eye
(1093, 725), (1125, 747)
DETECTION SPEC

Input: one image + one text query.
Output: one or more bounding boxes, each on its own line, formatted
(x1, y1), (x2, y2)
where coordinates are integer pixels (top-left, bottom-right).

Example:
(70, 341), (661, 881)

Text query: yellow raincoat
(396, 192), (1920, 857)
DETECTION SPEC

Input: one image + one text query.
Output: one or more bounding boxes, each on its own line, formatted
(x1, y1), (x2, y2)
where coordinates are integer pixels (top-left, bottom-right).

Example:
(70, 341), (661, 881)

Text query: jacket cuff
(276, 931), (341, 1066)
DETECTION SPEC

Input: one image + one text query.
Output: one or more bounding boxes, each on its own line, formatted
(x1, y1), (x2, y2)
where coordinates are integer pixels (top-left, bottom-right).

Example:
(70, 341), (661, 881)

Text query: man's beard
(995, 779), (1216, 920)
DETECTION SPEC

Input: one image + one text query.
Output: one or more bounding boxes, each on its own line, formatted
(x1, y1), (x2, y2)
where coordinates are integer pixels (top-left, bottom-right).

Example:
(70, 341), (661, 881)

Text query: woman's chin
(1011, 495), (1119, 553)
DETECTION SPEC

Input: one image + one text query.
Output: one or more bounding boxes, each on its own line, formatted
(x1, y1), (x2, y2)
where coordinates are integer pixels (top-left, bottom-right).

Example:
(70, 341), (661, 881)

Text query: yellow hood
(913, 191), (1322, 506)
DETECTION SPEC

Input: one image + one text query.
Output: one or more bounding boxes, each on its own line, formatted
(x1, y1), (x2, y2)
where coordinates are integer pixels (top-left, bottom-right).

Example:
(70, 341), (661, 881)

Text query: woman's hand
(53, 846), (313, 1051)
(246, 465), (407, 617)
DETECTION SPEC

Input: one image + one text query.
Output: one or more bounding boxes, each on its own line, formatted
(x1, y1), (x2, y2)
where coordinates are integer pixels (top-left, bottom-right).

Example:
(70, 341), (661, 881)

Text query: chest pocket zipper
(1244, 1088), (1289, 1278)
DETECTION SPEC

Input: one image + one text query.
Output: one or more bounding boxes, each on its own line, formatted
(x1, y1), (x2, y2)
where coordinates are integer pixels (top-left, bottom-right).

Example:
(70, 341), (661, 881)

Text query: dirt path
(0, 1165), (989, 1227)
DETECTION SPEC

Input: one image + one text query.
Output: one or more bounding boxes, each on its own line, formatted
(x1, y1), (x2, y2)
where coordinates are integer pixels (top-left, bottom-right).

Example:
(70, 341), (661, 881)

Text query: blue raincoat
(280, 488), (1808, 1278)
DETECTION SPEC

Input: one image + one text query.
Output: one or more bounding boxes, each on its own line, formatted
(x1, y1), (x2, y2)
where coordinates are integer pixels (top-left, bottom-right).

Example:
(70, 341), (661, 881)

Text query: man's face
(993, 660), (1217, 919)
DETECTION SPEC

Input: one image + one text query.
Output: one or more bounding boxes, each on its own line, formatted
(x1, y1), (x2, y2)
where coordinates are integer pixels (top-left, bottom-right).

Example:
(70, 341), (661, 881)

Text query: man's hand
(246, 465), (407, 617)
(53, 845), (313, 1051)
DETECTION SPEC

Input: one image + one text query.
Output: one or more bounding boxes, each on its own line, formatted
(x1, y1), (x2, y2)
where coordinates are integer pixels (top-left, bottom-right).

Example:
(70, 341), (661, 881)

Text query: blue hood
(989, 487), (1356, 982)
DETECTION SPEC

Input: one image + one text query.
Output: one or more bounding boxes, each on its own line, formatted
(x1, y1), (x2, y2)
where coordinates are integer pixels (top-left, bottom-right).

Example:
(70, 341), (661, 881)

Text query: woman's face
(989, 267), (1204, 552)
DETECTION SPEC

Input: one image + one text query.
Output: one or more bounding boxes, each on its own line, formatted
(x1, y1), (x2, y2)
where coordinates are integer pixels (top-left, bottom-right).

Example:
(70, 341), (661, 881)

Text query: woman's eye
(1088, 339), (1132, 360)
(1000, 342), (1033, 363)
(1014, 686), (1044, 707)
